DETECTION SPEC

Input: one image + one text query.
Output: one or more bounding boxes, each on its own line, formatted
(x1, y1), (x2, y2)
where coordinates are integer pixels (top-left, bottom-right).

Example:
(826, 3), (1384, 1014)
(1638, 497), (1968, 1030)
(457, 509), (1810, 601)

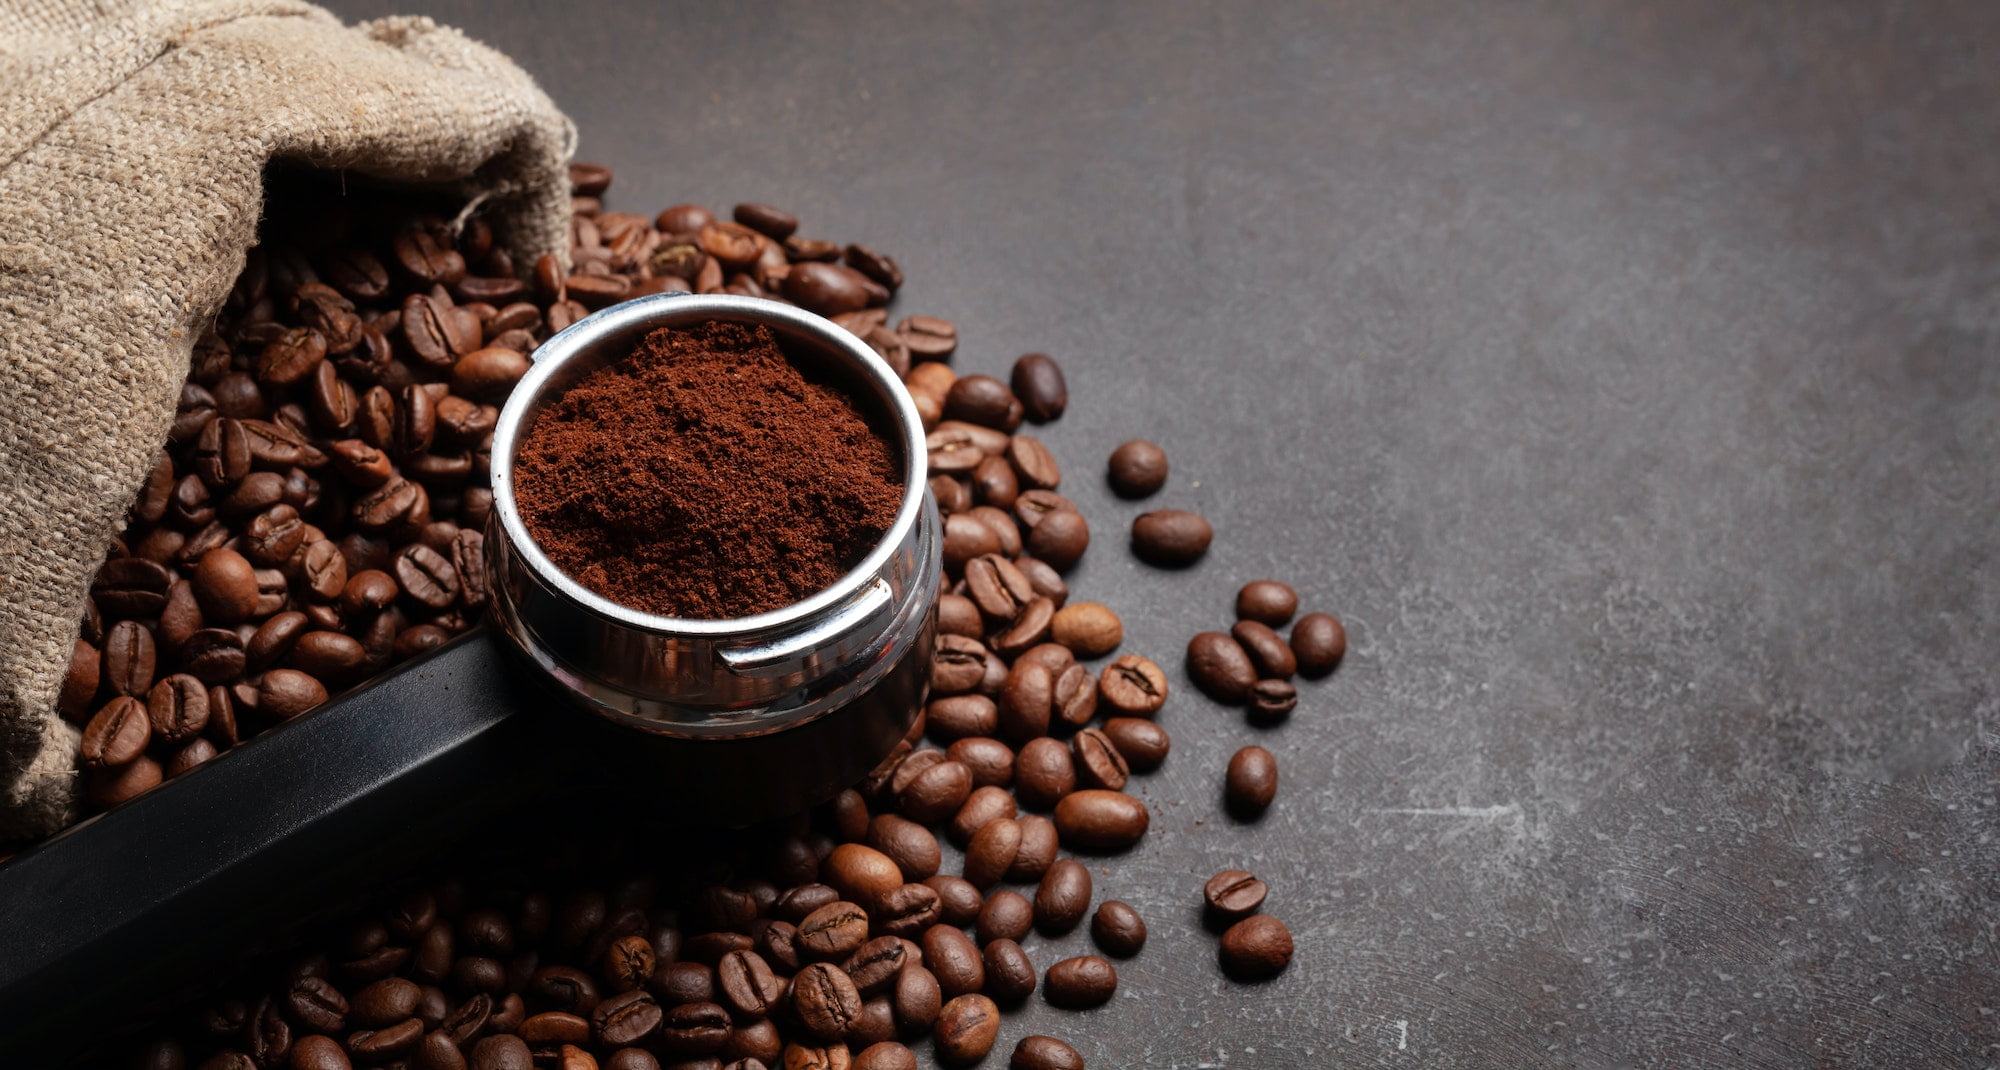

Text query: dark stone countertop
(320, 2), (2000, 1065)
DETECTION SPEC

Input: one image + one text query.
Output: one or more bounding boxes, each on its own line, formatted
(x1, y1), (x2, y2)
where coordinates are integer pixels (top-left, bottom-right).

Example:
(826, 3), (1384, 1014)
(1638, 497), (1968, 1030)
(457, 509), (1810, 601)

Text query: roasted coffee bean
(874, 882), (943, 938)
(925, 694), (997, 741)
(1247, 678), (1298, 723)
(181, 628), (248, 684)
(970, 454), (1018, 508)
(1013, 737), (1075, 811)
(1008, 354), (1067, 423)
(961, 817), (1021, 889)
(932, 994), (1000, 1066)
(1131, 508), (1212, 565)
(898, 759), (973, 825)
(927, 426), (986, 475)
(1033, 859), (1092, 935)
(1010, 491), (1073, 532)
(843, 244), (900, 290)
(964, 554), (1033, 621)
(1071, 728), (1130, 791)
(259, 668), (328, 720)
(781, 1043), (847, 1070)
(256, 327), (327, 387)
(1024, 509), (1088, 572)
(289, 1035), (350, 1070)
(1219, 915), (1294, 980)
(823, 844), (904, 910)
(88, 752), (162, 807)
(1090, 900), (1147, 959)
(851, 1041), (916, 1070)
(468, 1033), (533, 1070)
(982, 939), (1037, 1005)
(1106, 440), (1168, 498)
(896, 315), (957, 359)
(929, 473), (971, 515)
(192, 546), (259, 623)
(659, 1001), (732, 1055)
(146, 673), (209, 742)
(592, 990), (663, 1047)
(350, 977), (420, 1028)
(1010, 1035), (1084, 1070)
(94, 556), (173, 618)
(990, 596), (1054, 657)
(996, 661), (1053, 742)
(654, 961), (715, 1006)
(975, 889), (1033, 946)
(792, 963), (862, 1040)
(1101, 717), (1169, 772)
(80, 696), (150, 767)
(342, 569), (400, 614)
(840, 936), (908, 997)
(1230, 619), (1297, 679)
(947, 744), (1015, 796)
(935, 594), (983, 641)
(241, 504), (306, 566)
(1052, 790), (1149, 851)
(395, 543), (460, 609)
(1235, 580), (1298, 626)
(940, 512), (1002, 575)
(1041, 955), (1116, 1008)
(1203, 869), (1268, 922)
(1225, 746), (1278, 814)
(798, 901), (872, 960)
(601, 933), (655, 993)
(929, 635), (989, 695)
(923, 876), (983, 928)
(1290, 611), (1346, 676)
(103, 619), (157, 696)
(520, 1011), (591, 1046)
(943, 375), (1016, 429)
(57, 639), (101, 722)
(865, 815), (941, 881)
(1048, 602), (1119, 657)
(921, 925), (985, 1000)
(1186, 631), (1256, 703)
(1005, 815), (1059, 883)
(1006, 436), (1060, 491)
(889, 964), (942, 1036)
(783, 262), (877, 316)
(1050, 663), (1096, 730)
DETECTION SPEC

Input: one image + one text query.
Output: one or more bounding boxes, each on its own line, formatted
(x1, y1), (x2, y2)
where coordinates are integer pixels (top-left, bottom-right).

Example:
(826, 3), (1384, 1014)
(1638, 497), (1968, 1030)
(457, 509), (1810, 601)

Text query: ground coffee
(513, 321), (905, 619)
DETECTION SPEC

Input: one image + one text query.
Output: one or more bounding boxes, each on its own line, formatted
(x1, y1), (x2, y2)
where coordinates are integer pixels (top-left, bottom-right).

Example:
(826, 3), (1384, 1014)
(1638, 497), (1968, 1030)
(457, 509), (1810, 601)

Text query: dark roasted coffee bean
(932, 993), (999, 1066)
(940, 512), (1001, 574)
(982, 939), (1036, 1005)
(1023, 509), (1088, 572)
(976, 889), (1033, 946)
(146, 673), (208, 743)
(781, 261), (876, 316)
(1011, 490), (1074, 531)
(925, 693), (997, 741)
(288, 973), (351, 1032)
(1052, 790), (1149, 851)
(792, 962), (862, 1040)
(1005, 436), (1060, 491)
(1185, 631), (1256, 703)
(246, 611), (308, 670)
(897, 758), (972, 824)
(1225, 746), (1278, 815)
(1131, 508), (1212, 565)
(1235, 580), (1298, 626)
(1290, 612), (1346, 676)
(654, 961), (715, 1006)
(991, 596), (1054, 657)
(921, 925), (985, 1000)
(1203, 869), (1268, 922)
(241, 504), (306, 566)
(80, 696), (150, 767)
(592, 990), (663, 1047)
(928, 473), (971, 515)
(823, 842), (906, 910)
(1010, 1035), (1084, 1070)
(961, 816), (1021, 889)
(659, 1001), (731, 1055)
(731, 203), (797, 240)
(1008, 354), (1067, 423)
(601, 933), (655, 993)
(57, 639), (100, 722)
(942, 376), (1015, 429)
(963, 554), (1033, 621)
(1106, 440), (1168, 498)
(1101, 717), (1169, 772)
(970, 454), (1018, 509)
(840, 936), (908, 997)
(996, 661), (1053, 743)
(102, 620), (157, 696)
(1071, 728), (1129, 791)
(926, 426), (985, 475)
(468, 1033), (532, 1070)
(1091, 900), (1147, 959)
(395, 543), (459, 609)
(1042, 955), (1116, 1008)
(843, 244), (901, 291)
(798, 901), (871, 960)
(1247, 678), (1298, 723)
(896, 315), (957, 359)
(851, 1041), (915, 1070)
(256, 327), (327, 387)
(289, 1035), (350, 1070)
(1048, 601), (1119, 657)
(259, 668), (327, 720)
(192, 546), (260, 624)
(964, 505), (1021, 558)
(865, 815), (940, 881)
(1033, 859), (1092, 935)
(1012, 738), (1074, 811)
(873, 882), (942, 939)
(929, 635), (989, 696)
(350, 977), (420, 1028)
(922, 876), (983, 929)
(1230, 619), (1297, 679)
(520, 1011), (590, 1046)
(947, 744), (1015, 797)
(890, 964), (942, 1034)
(935, 593), (983, 641)
(1219, 915), (1294, 980)
(87, 751), (162, 807)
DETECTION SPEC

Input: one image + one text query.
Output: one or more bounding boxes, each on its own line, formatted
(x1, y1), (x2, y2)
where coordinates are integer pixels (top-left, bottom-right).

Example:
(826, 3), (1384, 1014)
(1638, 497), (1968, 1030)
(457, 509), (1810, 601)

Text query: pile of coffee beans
(99, 162), (1339, 1066)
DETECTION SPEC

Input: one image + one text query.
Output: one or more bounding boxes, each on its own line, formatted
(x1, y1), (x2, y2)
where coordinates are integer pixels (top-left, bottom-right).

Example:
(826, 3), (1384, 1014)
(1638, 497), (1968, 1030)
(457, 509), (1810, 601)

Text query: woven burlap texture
(0, 0), (574, 839)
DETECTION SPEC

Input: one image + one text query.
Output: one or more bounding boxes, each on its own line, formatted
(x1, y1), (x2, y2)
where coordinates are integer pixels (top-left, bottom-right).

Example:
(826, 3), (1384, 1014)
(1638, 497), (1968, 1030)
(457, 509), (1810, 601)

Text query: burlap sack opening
(0, 0), (574, 839)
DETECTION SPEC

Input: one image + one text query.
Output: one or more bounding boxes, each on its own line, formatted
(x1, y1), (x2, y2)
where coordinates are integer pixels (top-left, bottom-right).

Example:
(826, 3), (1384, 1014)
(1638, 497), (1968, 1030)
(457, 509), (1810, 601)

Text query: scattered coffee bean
(1052, 790), (1150, 851)
(921, 925), (985, 1000)
(1033, 859), (1093, 935)
(1234, 580), (1298, 626)
(1247, 679), (1298, 723)
(1228, 619), (1296, 679)
(1048, 601), (1120, 657)
(933, 994), (1000, 1066)
(1011, 1035), (1085, 1070)
(1130, 509), (1213, 566)
(1100, 717), (1170, 772)
(1202, 870), (1268, 921)
(1009, 354), (1067, 423)
(1071, 728), (1130, 791)
(1013, 738), (1076, 811)
(1024, 509), (1089, 572)
(1185, 631), (1256, 704)
(982, 938), (1038, 1005)
(1105, 440), (1168, 498)
(1090, 901), (1146, 958)
(1218, 915), (1294, 980)
(1041, 956), (1116, 1009)
(1225, 746), (1278, 815)
(1290, 611), (1346, 676)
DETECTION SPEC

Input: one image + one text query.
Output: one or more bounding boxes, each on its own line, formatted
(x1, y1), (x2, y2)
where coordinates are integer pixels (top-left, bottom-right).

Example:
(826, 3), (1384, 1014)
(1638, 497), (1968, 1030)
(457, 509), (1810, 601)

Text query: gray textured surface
(324, 1), (2000, 1065)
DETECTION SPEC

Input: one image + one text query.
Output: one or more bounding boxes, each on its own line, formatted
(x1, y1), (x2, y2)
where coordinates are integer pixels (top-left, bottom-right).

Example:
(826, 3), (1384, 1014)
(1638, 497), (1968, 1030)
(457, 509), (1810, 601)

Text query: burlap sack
(0, 0), (574, 839)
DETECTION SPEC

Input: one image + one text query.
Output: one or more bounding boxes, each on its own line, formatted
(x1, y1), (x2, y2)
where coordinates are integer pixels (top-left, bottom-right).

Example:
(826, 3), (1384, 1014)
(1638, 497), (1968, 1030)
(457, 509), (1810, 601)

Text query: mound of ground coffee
(514, 320), (904, 618)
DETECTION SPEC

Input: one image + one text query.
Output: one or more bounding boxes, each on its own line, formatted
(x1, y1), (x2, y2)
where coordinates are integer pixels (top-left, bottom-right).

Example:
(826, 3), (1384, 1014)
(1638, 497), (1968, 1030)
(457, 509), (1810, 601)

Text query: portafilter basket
(486, 293), (939, 817)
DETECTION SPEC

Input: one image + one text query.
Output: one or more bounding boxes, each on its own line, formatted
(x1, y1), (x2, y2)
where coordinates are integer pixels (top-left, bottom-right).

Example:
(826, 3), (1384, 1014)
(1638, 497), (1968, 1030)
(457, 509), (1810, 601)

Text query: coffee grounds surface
(513, 320), (904, 619)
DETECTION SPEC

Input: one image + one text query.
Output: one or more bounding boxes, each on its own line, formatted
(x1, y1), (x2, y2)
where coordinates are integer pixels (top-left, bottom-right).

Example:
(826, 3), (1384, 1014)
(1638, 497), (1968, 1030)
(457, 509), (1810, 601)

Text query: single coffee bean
(932, 994), (999, 1066)
(1247, 678), (1299, 723)
(851, 1041), (916, 1070)
(792, 962), (862, 1040)
(351, 977), (421, 1028)
(1042, 955), (1116, 1009)
(982, 939), (1037, 1005)
(395, 543), (459, 609)
(934, 595), (984, 641)
(87, 752), (162, 807)
(1052, 790), (1149, 851)
(1004, 814), (1060, 883)
(866, 814), (941, 880)
(1106, 440), (1168, 498)
(1013, 737), (1075, 811)
(1185, 631), (1256, 704)
(920, 925), (985, 999)
(192, 547), (260, 623)
(976, 889), (1034, 945)
(80, 696), (150, 767)
(780, 1042), (848, 1070)
(840, 936), (908, 997)
(1048, 602), (1120, 657)
(102, 619), (157, 696)
(919, 876), (981, 930)
(798, 901), (872, 960)
(592, 990), (663, 1047)
(896, 315), (957, 359)
(1219, 915), (1294, 980)
(146, 673), (209, 743)
(1130, 509), (1212, 566)
(654, 961), (715, 1006)
(964, 554), (1033, 621)
(942, 375), (1016, 429)
(891, 962), (943, 1035)
(1090, 900), (1147, 959)
(731, 203), (797, 240)
(1100, 717), (1169, 772)
(996, 660), (1053, 742)
(289, 1034), (351, 1070)
(898, 758), (973, 825)
(58, 638), (101, 721)
(823, 844), (904, 910)
(180, 628), (247, 685)
(1006, 437), (1061, 492)
(1203, 870), (1269, 921)
(1096, 654), (1167, 716)
(520, 1010), (591, 1046)
(1010, 1035), (1085, 1070)
(290, 631), (367, 681)
(659, 1001), (732, 1055)
(1008, 354), (1067, 423)
(259, 669), (328, 720)
(886, 748), (946, 802)
(946, 742), (1016, 795)
(469, 1034), (534, 1070)
(1225, 746), (1278, 814)
(783, 261), (876, 316)
(1229, 619), (1297, 679)
(970, 454), (1018, 508)
(1033, 859), (1092, 935)
(603, 933), (656, 992)
(1050, 663), (1096, 730)
(929, 635), (990, 696)
(1024, 509), (1088, 571)
(1071, 728), (1130, 791)
(1290, 612), (1346, 676)
(94, 556), (173, 617)
(961, 817), (1020, 889)
(1235, 580), (1299, 626)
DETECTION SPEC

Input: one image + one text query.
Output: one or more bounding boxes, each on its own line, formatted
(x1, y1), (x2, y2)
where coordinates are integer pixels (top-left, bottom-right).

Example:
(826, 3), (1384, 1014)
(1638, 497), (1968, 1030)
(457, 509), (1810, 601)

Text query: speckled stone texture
(326, 1), (2000, 1065)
